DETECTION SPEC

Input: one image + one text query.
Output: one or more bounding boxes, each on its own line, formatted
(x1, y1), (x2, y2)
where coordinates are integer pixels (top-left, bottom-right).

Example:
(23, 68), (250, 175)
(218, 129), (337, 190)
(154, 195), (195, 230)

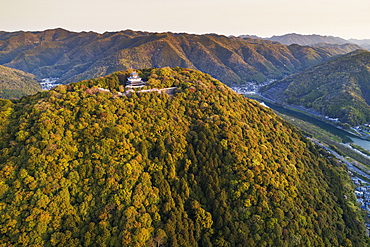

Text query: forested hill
(0, 28), (360, 85)
(0, 67), (367, 246)
(0, 65), (41, 99)
(261, 50), (370, 125)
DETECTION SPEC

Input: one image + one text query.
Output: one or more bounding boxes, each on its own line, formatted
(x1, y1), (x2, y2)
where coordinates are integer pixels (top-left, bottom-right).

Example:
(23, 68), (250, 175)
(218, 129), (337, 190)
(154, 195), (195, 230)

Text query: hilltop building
(126, 71), (146, 88)
(123, 70), (177, 96)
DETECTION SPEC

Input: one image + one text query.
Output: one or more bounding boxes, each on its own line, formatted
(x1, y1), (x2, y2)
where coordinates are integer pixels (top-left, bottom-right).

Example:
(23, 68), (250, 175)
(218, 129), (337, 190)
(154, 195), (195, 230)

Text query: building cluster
(355, 124), (370, 137)
(352, 176), (370, 235)
(39, 78), (61, 90)
(231, 80), (275, 95)
(355, 185), (370, 211)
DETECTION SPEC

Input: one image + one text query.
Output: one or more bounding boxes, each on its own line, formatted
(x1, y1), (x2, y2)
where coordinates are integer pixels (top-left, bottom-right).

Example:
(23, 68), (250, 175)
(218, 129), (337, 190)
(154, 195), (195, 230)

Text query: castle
(123, 70), (177, 96)
(125, 71), (146, 88)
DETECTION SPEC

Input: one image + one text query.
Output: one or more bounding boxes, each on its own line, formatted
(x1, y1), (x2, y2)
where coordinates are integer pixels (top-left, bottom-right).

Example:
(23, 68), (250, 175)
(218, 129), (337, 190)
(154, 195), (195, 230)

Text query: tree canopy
(0, 67), (367, 246)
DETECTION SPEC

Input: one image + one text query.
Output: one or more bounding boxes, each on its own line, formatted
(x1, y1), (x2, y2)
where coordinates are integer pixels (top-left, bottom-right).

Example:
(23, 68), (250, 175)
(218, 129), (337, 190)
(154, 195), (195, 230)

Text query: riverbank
(241, 91), (370, 169)
(246, 93), (370, 140)
(231, 85), (370, 163)
(231, 86), (370, 233)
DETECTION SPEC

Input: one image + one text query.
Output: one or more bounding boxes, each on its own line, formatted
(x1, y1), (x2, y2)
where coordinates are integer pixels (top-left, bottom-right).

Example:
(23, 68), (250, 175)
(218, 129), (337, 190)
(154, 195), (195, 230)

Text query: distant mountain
(238, 33), (370, 51)
(0, 67), (367, 246)
(237, 34), (264, 40)
(268, 33), (349, 46)
(0, 65), (41, 98)
(348, 39), (370, 50)
(312, 43), (362, 54)
(0, 29), (360, 85)
(261, 50), (370, 125)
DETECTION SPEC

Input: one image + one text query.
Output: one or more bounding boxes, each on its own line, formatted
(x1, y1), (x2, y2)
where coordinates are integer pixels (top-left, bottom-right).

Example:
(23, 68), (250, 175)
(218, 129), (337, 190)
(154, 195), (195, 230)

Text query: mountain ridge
(269, 33), (349, 45)
(0, 28), (360, 85)
(261, 50), (370, 125)
(239, 33), (369, 49)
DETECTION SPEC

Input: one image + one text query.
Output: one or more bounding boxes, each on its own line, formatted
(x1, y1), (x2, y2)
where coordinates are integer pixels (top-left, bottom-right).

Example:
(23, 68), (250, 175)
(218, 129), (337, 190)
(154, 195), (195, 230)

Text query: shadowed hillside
(0, 65), (41, 98)
(261, 50), (370, 125)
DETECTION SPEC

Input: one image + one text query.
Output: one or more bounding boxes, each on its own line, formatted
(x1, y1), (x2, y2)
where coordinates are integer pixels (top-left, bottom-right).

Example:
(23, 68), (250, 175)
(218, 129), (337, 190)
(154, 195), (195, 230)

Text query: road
(309, 138), (370, 181)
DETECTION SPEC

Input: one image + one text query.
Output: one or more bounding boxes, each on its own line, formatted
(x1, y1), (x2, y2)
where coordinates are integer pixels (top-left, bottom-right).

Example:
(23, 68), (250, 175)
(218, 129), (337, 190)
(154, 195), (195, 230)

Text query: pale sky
(1, 0), (370, 39)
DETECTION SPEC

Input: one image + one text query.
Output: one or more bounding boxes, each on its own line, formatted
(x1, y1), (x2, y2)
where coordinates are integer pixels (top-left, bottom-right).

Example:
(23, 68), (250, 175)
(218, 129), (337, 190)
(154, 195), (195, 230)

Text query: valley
(260, 50), (370, 126)
(1, 28), (370, 245)
(6, 0), (370, 243)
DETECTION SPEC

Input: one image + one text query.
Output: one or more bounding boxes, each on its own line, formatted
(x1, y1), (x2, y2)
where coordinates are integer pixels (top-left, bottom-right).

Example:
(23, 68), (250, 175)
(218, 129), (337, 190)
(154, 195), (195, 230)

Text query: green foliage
(0, 65), (41, 99)
(262, 50), (370, 125)
(0, 67), (367, 246)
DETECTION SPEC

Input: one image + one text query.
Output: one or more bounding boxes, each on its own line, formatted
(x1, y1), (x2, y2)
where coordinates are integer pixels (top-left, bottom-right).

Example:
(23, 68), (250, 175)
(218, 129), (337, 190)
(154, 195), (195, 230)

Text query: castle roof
(126, 71), (146, 88)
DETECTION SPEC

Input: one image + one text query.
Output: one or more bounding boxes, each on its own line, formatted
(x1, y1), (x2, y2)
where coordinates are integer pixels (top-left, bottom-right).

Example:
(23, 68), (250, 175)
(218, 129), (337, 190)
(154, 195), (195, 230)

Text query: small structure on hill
(126, 71), (146, 88)
(122, 70), (177, 96)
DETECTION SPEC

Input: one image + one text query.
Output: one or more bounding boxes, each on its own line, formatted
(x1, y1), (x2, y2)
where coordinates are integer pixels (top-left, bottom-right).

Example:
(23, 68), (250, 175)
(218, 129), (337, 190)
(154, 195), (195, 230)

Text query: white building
(126, 72), (146, 88)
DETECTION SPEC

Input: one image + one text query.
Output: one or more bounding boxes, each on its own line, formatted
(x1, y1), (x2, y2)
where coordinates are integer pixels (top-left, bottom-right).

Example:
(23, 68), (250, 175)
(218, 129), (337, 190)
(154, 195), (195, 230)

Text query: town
(39, 77), (61, 90)
(352, 176), (370, 233)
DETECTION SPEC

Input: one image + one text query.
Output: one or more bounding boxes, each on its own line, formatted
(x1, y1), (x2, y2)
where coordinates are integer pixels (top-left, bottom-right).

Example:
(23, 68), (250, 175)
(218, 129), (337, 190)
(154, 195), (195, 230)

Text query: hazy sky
(2, 0), (370, 39)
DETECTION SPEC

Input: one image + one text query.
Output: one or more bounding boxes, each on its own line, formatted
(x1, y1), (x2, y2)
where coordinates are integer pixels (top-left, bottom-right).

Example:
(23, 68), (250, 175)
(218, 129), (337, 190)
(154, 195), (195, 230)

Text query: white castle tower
(126, 71), (146, 88)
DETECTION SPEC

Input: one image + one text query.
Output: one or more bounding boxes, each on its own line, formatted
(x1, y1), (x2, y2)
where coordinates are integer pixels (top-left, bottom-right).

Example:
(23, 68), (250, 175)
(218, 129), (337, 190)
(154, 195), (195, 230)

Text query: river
(252, 98), (370, 151)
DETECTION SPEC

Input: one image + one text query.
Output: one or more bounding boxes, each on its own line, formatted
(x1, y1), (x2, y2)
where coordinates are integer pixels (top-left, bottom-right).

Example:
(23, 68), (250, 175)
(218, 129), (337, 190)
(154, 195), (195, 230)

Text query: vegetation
(0, 65), (41, 99)
(0, 67), (368, 246)
(261, 50), (370, 125)
(265, 101), (370, 170)
(247, 94), (370, 180)
(350, 143), (370, 157)
(0, 29), (359, 86)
